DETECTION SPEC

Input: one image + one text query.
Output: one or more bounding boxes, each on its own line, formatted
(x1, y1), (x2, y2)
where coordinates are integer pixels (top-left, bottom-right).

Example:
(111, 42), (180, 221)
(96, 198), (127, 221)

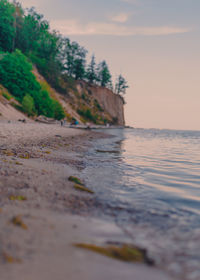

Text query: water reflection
(120, 129), (200, 212)
(83, 128), (200, 280)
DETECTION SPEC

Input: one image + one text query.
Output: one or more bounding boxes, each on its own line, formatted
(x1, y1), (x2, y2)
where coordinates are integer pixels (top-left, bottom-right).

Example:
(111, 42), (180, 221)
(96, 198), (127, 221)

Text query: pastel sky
(20, 0), (200, 130)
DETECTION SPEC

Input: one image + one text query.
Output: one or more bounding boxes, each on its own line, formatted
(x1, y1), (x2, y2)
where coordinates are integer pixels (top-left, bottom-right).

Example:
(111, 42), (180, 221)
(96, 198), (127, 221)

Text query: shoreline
(0, 122), (173, 280)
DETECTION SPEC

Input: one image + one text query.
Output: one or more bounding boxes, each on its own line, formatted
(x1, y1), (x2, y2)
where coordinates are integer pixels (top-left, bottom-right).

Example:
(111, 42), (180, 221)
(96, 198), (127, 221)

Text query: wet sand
(0, 122), (173, 280)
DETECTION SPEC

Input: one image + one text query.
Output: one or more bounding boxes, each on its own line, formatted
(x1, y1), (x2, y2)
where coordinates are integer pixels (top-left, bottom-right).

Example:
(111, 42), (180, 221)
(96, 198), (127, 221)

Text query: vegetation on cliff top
(0, 0), (128, 121)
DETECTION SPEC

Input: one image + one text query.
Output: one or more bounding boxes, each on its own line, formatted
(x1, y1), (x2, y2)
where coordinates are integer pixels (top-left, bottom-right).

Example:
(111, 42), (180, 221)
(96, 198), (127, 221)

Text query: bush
(30, 89), (53, 118)
(52, 100), (65, 120)
(0, 49), (65, 120)
(94, 99), (103, 111)
(22, 94), (35, 116)
(2, 92), (11, 100)
(77, 108), (98, 123)
(0, 49), (41, 101)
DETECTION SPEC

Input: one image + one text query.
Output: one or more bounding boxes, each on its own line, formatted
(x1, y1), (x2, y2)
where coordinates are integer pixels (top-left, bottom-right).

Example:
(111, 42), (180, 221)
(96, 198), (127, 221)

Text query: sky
(20, 0), (200, 130)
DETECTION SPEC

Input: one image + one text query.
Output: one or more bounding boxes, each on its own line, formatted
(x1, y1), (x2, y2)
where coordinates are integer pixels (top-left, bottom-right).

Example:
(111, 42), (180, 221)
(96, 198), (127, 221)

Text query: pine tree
(86, 55), (97, 84)
(115, 74), (129, 95)
(97, 60), (112, 88)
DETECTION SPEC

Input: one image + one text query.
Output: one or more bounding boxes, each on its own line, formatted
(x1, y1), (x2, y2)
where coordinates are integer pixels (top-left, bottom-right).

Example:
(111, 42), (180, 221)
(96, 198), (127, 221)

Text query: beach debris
(74, 184), (94, 194)
(68, 176), (94, 193)
(2, 252), (21, 264)
(19, 152), (30, 159)
(3, 150), (15, 156)
(43, 150), (51, 154)
(68, 176), (84, 185)
(10, 215), (28, 230)
(9, 195), (27, 201)
(96, 149), (119, 154)
(75, 243), (154, 265)
(68, 176), (94, 194)
(15, 161), (23, 165)
(35, 115), (57, 124)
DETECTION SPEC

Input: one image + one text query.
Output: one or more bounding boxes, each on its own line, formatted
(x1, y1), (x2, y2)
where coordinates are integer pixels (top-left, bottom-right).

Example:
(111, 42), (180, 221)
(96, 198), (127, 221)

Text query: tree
(62, 39), (87, 80)
(97, 60), (112, 88)
(115, 74), (129, 95)
(15, 7), (49, 54)
(0, 0), (15, 52)
(12, 1), (24, 51)
(86, 55), (97, 84)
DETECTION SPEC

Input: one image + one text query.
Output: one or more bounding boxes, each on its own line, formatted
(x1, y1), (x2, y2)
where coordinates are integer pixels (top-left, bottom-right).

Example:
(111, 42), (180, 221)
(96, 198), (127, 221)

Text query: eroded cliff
(76, 81), (125, 126)
(0, 68), (125, 126)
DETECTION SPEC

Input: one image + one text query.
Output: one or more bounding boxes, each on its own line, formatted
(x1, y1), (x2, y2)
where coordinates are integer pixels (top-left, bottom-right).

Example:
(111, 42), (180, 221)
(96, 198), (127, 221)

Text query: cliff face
(0, 68), (125, 126)
(87, 85), (125, 126)
(76, 81), (125, 126)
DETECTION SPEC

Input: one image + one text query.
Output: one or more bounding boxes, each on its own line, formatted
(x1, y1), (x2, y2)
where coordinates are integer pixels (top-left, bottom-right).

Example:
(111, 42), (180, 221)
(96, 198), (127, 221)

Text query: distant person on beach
(70, 119), (78, 126)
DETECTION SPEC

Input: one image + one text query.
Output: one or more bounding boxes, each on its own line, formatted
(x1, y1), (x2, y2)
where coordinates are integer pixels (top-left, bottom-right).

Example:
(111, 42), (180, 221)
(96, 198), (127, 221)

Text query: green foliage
(0, 49), (65, 119)
(22, 94), (35, 116)
(31, 89), (54, 118)
(115, 74), (129, 95)
(86, 55), (98, 84)
(94, 99), (103, 111)
(97, 60), (112, 88)
(52, 99), (65, 120)
(0, 49), (40, 101)
(77, 108), (98, 123)
(0, 0), (15, 52)
(0, 0), (128, 125)
(63, 38), (87, 80)
(0, 0), (129, 95)
(2, 92), (11, 100)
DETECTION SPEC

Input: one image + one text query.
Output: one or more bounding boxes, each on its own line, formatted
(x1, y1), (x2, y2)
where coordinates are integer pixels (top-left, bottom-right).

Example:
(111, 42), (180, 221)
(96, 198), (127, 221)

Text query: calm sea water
(82, 128), (200, 279)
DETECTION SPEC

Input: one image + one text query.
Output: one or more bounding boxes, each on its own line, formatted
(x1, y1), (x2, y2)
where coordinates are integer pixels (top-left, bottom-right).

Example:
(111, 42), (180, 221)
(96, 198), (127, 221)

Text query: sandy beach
(0, 122), (173, 280)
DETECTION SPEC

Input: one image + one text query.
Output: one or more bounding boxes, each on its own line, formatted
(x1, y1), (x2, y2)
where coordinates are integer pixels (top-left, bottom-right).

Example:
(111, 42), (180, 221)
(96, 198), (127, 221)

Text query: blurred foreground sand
(0, 122), (174, 280)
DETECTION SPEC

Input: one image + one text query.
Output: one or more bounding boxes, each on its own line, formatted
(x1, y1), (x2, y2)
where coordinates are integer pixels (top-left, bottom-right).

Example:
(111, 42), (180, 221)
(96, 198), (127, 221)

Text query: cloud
(110, 13), (130, 23)
(51, 19), (191, 37)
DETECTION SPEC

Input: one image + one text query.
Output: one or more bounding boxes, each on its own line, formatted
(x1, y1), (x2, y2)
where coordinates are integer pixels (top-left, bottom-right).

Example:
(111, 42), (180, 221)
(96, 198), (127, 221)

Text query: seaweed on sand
(9, 195), (27, 201)
(74, 184), (94, 194)
(68, 176), (84, 185)
(2, 252), (21, 263)
(75, 243), (154, 265)
(68, 176), (94, 193)
(10, 215), (28, 230)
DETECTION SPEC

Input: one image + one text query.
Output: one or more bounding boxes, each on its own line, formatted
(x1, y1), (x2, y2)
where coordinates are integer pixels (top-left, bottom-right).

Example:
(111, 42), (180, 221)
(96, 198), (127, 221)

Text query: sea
(82, 128), (200, 280)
